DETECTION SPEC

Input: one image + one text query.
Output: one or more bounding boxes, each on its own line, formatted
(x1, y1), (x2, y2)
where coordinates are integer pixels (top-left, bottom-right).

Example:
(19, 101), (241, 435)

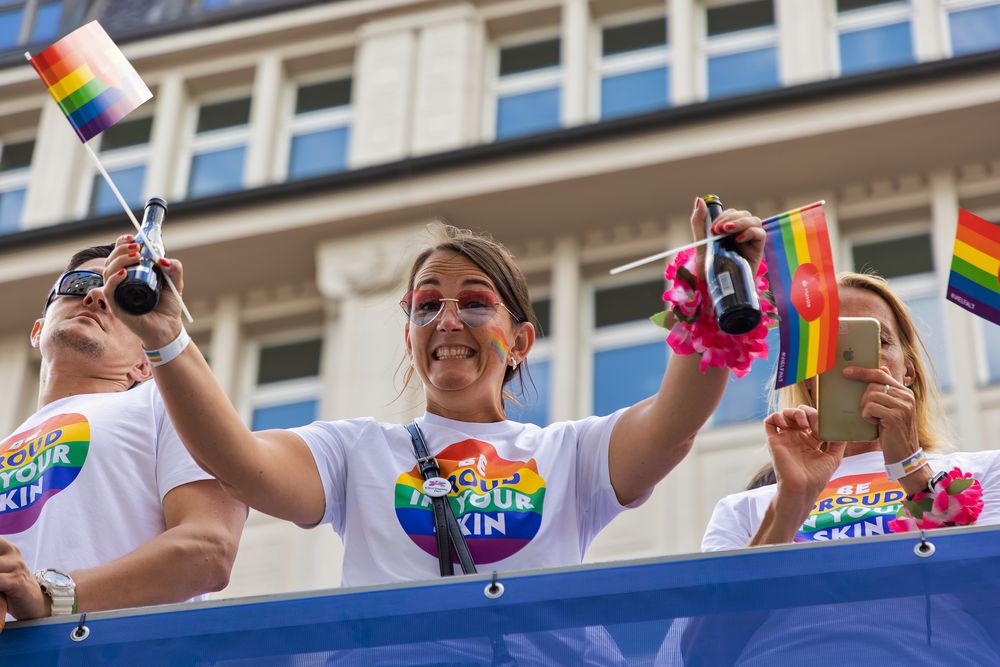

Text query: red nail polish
(117, 269), (126, 277)
(159, 258), (170, 267)
(127, 243), (138, 250)
(128, 252), (138, 258)
(724, 222), (736, 232)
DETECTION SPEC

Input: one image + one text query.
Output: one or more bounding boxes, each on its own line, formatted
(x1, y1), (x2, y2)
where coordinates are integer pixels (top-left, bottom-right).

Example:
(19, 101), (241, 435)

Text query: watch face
(45, 570), (72, 587)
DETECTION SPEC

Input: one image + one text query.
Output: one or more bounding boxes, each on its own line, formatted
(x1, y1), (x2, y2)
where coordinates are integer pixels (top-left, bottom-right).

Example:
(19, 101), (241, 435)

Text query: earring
(509, 358), (519, 371)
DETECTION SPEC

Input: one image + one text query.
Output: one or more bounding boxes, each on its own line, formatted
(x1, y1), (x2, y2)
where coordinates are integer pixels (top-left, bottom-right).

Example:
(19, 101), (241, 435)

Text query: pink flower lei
(888, 467), (984, 532)
(653, 249), (777, 378)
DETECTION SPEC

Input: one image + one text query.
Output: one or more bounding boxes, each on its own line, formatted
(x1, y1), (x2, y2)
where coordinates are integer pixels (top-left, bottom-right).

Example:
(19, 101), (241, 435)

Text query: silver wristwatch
(34, 568), (76, 616)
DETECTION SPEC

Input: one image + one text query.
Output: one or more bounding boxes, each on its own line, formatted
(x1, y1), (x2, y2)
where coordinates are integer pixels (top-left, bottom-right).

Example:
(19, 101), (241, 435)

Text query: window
(0, 138), (34, 234)
(88, 116), (152, 216)
(248, 337), (322, 430)
(286, 77), (351, 180)
(704, 0), (779, 99)
(836, 0), (914, 76)
(850, 232), (951, 389)
(506, 297), (551, 425)
(591, 279), (670, 416)
(494, 38), (562, 140)
(30, 0), (60, 42)
(599, 16), (670, 120)
(712, 327), (780, 425)
(186, 96), (251, 199)
(947, 1), (1000, 56)
(0, 1), (63, 50)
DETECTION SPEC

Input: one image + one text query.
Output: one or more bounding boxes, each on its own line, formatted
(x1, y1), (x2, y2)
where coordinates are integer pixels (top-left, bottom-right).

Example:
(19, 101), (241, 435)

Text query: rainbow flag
(947, 209), (1000, 326)
(763, 202), (840, 389)
(28, 21), (151, 143)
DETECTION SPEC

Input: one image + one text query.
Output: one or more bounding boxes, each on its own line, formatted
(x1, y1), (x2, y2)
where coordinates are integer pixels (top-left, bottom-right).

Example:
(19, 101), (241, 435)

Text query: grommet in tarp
(71, 613), (89, 642)
(484, 570), (504, 599)
(914, 530), (935, 558)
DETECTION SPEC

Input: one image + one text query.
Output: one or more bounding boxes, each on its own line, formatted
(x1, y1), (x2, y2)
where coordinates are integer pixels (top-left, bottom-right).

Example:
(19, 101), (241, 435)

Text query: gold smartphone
(817, 317), (881, 442)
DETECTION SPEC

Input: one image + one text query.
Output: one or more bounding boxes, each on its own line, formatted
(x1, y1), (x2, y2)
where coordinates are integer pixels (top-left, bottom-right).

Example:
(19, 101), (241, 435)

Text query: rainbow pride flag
(947, 209), (1000, 326)
(28, 21), (151, 143)
(763, 202), (840, 389)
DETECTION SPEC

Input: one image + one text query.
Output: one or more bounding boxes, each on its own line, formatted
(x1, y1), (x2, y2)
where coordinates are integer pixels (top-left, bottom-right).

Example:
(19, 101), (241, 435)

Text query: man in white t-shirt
(0, 243), (246, 629)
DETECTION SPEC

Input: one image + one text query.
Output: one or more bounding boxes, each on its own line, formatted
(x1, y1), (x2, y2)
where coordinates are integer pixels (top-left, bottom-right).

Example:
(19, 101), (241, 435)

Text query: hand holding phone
(817, 317), (881, 442)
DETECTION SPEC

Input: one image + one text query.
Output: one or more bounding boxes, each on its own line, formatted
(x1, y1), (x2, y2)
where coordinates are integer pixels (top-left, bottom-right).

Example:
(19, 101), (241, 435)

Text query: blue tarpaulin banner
(3, 525), (1000, 665)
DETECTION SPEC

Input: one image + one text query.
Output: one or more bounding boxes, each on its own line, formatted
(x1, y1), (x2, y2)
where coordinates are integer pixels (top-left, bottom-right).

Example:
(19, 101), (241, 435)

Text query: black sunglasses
(44, 270), (104, 311)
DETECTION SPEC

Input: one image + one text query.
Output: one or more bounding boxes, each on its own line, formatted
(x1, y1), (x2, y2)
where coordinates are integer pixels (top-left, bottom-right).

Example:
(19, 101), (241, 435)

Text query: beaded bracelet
(888, 467), (984, 532)
(650, 249), (777, 378)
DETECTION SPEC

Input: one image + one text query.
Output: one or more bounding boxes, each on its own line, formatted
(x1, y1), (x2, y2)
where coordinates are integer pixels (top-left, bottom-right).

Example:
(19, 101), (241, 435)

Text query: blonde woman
(664, 273), (1000, 666)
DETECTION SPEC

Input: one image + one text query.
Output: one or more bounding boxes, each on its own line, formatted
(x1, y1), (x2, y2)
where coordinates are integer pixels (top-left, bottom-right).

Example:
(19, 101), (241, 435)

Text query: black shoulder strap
(405, 422), (477, 576)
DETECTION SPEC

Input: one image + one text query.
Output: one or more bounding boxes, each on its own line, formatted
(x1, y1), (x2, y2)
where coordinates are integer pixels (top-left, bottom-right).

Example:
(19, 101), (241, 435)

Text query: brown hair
(747, 271), (952, 490)
(400, 223), (539, 414)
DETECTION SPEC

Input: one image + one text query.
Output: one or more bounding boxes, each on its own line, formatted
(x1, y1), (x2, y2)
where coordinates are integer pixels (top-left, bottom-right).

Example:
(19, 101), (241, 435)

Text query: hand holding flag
(27, 21), (192, 323)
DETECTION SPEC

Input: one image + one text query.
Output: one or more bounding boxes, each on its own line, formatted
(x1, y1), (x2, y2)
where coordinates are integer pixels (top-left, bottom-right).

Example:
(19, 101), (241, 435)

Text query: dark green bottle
(703, 194), (761, 335)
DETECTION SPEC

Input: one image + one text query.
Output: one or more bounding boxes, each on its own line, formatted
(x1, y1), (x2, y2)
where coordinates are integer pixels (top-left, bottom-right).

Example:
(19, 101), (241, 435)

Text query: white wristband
(885, 448), (928, 481)
(144, 328), (191, 367)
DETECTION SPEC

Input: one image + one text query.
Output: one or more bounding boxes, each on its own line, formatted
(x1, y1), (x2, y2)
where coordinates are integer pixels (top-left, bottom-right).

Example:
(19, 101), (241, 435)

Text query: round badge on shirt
(422, 477), (452, 497)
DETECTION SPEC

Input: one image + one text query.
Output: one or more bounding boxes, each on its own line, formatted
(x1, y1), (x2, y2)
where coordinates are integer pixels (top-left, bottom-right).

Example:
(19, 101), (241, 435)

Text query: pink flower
(659, 248), (773, 377)
(888, 516), (919, 532)
(667, 324), (698, 356)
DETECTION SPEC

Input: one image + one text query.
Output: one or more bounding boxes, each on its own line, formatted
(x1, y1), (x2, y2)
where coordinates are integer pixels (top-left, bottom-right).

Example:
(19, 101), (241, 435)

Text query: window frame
(485, 29), (563, 142)
(941, 0), (1000, 57)
(0, 132), (36, 234)
(77, 113), (153, 218)
(276, 68), (353, 181)
(831, 0), (914, 77)
(177, 89), (253, 200)
(593, 9), (671, 120)
(1, 0), (70, 49)
(698, 0), (780, 100)
(844, 222), (952, 391)
(505, 289), (554, 425)
(239, 329), (325, 429)
(586, 269), (669, 416)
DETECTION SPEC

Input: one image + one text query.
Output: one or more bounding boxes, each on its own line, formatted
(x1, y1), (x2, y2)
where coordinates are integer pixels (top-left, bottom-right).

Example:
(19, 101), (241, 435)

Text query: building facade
(0, 0), (998, 598)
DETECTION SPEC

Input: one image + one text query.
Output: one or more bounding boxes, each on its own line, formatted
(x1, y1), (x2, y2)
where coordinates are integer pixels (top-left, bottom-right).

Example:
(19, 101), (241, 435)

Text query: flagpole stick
(81, 142), (194, 323)
(609, 234), (728, 275)
(608, 200), (828, 276)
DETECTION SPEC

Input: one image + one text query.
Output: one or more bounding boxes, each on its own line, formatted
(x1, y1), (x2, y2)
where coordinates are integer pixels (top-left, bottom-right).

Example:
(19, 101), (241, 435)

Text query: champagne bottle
(114, 197), (167, 315)
(703, 194), (762, 335)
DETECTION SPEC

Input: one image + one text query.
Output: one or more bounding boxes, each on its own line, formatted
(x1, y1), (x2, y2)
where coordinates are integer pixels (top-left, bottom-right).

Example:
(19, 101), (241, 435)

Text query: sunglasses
(400, 289), (518, 328)
(44, 270), (104, 311)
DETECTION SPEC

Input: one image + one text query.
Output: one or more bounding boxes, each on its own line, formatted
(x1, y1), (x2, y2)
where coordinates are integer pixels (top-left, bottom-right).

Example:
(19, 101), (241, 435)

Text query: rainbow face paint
(486, 326), (510, 365)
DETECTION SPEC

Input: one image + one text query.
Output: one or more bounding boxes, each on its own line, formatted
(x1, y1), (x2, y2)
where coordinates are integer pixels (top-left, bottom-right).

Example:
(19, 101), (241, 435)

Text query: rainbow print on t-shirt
(795, 472), (904, 542)
(394, 439), (545, 564)
(0, 414), (90, 534)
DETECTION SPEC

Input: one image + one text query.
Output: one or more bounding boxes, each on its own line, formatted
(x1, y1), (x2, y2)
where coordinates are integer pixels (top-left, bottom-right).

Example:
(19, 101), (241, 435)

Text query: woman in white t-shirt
(664, 272), (1000, 666)
(101, 206), (764, 580)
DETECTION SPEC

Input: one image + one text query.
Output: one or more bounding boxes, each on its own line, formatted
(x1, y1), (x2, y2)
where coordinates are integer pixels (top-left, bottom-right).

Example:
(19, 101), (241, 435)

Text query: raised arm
(749, 406), (845, 546)
(608, 197), (766, 506)
(104, 237), (327, 525)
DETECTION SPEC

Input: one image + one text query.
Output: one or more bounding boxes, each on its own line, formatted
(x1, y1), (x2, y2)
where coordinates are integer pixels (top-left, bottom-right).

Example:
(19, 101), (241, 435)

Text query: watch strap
(34, 569), (76, 616)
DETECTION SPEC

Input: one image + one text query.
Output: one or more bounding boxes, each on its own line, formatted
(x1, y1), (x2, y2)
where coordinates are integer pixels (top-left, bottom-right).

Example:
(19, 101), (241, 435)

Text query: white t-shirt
(0, 381), (213, 577)
(293, 410), (636, 588)
(703, 450), (1000, 550)
(657, 449), (1000, 666)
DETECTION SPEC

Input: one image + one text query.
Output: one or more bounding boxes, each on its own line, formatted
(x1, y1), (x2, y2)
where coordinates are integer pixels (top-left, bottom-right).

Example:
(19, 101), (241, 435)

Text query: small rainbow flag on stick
(947, 209), (1000, 326)
(763, 202), (840, 389)
(27, 21), (151, 143)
